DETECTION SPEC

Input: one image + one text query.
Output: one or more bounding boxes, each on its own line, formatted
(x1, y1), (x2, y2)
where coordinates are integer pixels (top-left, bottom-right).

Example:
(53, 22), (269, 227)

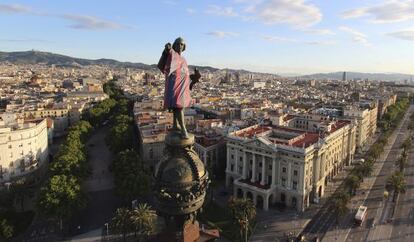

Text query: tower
(342, 72), (347, 82)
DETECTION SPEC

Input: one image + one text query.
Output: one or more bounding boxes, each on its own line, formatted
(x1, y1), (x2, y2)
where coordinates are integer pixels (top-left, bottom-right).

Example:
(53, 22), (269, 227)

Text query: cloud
(256, 0), (322, 27)
(0, 38), (50, 42)
(262, 35), (298, 42)
(0, 3), (125, 31)
(305, 40), (335, 45)
(341, 0), (414, 23)
(186, 8), (196, 14)
(339, 26), (370, 46)
(300, 28), (335, 35)
(206, 31), (240, 38)
(387, 29), (414, 41)
(62, 15), (124, 30)
(0, 4), (32, 14)
(205, 5), (238, 17)
(262, 35), (334, 45)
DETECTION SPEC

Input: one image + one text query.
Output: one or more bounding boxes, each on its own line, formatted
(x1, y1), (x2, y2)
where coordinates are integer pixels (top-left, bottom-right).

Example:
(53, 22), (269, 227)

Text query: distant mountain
(299, 72), (413, 81)
(0, 50), (155, 69)
(0, 50), (283, 77)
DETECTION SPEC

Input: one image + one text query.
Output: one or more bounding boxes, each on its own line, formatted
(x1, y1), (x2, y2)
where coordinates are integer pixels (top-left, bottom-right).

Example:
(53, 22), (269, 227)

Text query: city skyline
(1, 0), (414, 75)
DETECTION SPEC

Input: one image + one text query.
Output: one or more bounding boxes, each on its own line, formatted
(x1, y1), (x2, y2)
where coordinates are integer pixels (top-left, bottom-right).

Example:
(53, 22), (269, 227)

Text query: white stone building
(0, 116), (49, 184)
(225, 120), (356, 212)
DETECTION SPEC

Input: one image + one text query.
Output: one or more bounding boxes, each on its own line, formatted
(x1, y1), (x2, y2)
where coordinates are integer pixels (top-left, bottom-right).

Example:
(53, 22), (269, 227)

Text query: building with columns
(225, 120), (356, 212)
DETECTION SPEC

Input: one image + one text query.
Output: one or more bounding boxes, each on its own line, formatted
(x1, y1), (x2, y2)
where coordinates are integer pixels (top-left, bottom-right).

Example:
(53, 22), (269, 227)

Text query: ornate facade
(225, 120), (356, 212)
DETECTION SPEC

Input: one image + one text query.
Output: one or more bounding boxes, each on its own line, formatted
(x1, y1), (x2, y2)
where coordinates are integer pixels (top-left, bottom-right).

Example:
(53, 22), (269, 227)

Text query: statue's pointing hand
(164, 43), (171, 54)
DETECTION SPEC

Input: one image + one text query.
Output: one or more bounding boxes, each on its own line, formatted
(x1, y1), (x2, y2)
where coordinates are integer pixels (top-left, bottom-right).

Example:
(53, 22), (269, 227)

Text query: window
(282, 167), (287, 173)
(294, 170), (298, 176)
(240, 157), (243, 161)
(282, 178), (286, 186)
(231, 154), (234, 159)
(231, 164), (234, 171)
(293, 181), (298, 190)
(8, 145), (12, 149)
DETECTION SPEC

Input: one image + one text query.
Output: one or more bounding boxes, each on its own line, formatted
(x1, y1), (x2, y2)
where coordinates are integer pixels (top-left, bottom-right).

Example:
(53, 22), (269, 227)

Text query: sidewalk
(62, 229), (102, 242)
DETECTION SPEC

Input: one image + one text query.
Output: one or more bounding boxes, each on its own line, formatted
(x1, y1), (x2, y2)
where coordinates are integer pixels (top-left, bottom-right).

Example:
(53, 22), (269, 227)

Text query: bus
(354, 205), (367, 226)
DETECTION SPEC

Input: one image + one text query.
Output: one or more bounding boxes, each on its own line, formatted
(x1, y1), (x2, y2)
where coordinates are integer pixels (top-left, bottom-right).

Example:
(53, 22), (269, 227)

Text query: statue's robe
(163, 49), (191, 109)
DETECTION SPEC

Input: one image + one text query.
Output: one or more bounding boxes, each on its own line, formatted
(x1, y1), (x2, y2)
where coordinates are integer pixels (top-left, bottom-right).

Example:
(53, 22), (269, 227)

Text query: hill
(300, 72), (413, 81)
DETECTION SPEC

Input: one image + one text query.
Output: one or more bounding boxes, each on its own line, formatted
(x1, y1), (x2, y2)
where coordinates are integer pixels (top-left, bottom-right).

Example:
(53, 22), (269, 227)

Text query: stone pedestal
(153, 131), (219, 242)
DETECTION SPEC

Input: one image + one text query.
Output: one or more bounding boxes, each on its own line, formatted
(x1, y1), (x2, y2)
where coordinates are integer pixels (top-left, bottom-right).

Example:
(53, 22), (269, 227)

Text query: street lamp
(104, 223), (109, 236)
(239, 215), (249, 242)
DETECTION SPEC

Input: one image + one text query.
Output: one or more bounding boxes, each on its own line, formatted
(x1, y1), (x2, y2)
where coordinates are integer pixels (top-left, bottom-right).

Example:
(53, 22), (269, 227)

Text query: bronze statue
(158, 37), (201, 139)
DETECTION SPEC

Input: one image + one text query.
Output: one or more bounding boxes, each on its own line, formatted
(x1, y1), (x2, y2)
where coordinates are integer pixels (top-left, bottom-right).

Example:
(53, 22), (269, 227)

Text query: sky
(1, 0), (414, 75)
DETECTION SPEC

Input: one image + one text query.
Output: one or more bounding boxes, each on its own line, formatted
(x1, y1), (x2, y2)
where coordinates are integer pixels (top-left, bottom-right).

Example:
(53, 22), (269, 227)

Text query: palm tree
(130, 203), (156, 242)
(387, 171), (406, 202)
(0, 219), (13, 241)
(332, 190), (350, 223)
(401, 137), (411, 150)
(345, 175), (361, 195)
(110, 207), (132, 242)
(355, 161), (374, 180)
(228, 197), (256, 242)
(396, 151), (408, 172)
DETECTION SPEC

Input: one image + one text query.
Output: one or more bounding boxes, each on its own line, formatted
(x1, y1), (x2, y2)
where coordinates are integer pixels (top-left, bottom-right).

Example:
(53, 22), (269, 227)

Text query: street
(319, 105), (414, 242)
(67, 125), (123, 237)
(390, 117), (414, 241)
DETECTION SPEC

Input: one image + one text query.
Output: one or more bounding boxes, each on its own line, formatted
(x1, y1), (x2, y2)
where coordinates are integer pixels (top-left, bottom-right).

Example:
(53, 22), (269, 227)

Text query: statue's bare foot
(181, 130), (190, 139)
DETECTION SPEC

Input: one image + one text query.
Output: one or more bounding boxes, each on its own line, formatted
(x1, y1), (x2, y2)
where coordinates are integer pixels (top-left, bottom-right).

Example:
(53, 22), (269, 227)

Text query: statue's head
(173, 37), (186, 54)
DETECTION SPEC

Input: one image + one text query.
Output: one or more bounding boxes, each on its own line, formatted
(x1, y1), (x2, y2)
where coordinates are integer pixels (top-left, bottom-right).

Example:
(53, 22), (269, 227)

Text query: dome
(154, 131), (209, 216)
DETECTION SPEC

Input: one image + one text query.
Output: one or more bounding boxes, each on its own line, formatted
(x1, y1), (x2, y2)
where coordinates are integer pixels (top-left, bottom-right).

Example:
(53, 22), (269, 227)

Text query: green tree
(110, 207), (132, 242)
(107, 115), (133, 153)
(345, 175), (361, 195)
(113, 150), (150, 202)
(386, 171), (406, 202)
(332, 190), (350, 223)
(402, 137), (412, 150)
(396, 151), (408, 172)
(115, 98), (130, 115)
(38, 175), (87, 230)
(0, 218), (13, 241)
(130, 203), (156, 241)
(355, 161), (373, 179)
(228, 197), (256, 242)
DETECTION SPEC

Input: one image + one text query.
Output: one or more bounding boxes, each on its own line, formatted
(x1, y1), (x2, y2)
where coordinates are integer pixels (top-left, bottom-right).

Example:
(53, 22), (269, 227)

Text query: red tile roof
(235, 126), (272, 138)
(291, 133), (319, 148)
(234, 119), (350, 149)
